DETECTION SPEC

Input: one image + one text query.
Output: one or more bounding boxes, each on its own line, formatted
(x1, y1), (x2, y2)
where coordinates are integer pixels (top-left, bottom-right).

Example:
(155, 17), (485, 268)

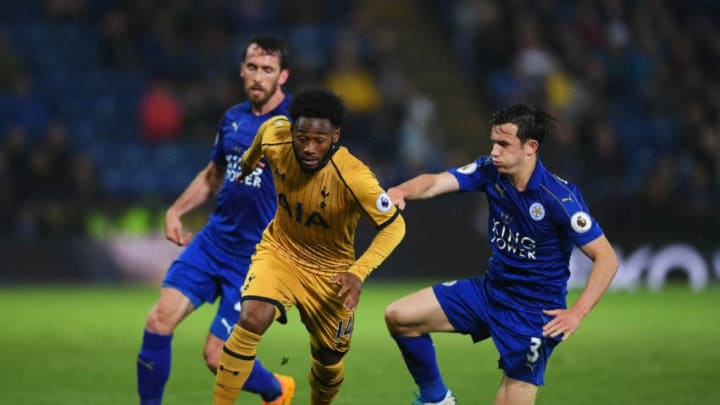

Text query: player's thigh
(492, 320), (561, 386)
(241, 247), (299, 325)
(495, 373), (538, 405)
(295, 271), (354, 354)
(163, 244), (225, 309)
(146, 287), (194, 332)
(385, 287), (454, 335)
(431, 278), (498, 342)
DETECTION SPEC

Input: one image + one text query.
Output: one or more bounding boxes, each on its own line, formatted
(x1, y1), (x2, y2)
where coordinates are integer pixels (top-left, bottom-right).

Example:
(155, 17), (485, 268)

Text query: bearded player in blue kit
(384, 103), (619, 405)
(136, 36), (296, 405)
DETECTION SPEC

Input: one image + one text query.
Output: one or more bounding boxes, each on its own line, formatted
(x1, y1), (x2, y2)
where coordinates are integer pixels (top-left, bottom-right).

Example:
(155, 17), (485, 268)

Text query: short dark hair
(289, 89), (345, 128)
(489, 103), (556, 144)
(242, 35), (289, 70)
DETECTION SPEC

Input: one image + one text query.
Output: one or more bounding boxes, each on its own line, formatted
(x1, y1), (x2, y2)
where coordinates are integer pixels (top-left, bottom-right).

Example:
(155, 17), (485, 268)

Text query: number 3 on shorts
(526, 337), (542, 364)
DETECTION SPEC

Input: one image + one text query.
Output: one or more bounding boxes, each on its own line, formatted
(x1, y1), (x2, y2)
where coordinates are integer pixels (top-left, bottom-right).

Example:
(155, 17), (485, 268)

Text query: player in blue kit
(384, 103), (619, 405)
(136, 36), (296, 405)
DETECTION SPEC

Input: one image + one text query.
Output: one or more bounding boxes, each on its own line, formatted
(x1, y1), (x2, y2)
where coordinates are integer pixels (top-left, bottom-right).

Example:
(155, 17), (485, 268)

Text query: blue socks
(137, 330), (173, 404)
(393, 334), (448, 403)
(137, 329), (281, 403)
(243, 360), (282, 402)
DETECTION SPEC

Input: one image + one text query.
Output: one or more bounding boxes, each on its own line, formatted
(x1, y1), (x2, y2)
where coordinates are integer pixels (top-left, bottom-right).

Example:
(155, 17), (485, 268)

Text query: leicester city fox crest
(529, 202), (545, 221)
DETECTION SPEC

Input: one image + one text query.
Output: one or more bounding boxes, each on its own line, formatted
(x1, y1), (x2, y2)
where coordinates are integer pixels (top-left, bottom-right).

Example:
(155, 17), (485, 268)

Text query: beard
(246, 81), (278, 108)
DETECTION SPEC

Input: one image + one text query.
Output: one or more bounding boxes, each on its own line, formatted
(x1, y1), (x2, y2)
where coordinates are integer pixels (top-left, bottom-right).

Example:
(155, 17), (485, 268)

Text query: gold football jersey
(241, 116), (401, 276)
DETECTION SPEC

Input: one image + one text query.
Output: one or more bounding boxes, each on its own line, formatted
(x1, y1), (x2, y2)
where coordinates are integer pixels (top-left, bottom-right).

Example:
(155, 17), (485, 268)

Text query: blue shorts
(432, 277), (562, 385)
(162, 235), (251, 340)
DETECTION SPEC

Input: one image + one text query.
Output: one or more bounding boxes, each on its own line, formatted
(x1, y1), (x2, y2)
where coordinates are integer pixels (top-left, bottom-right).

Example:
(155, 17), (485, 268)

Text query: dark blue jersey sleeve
(211, 108), (234, 166)
(545, 175), (604, 248)
(448, 156), (495, 192)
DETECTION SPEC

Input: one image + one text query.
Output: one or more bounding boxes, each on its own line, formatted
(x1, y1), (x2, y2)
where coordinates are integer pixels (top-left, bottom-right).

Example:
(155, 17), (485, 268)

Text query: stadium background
(0, 0), (717, 289)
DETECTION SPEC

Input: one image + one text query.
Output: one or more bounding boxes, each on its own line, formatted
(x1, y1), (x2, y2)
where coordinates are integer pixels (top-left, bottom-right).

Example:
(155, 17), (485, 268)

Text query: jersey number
(335, 316), (354, 340)
(526, 337), (542, 364)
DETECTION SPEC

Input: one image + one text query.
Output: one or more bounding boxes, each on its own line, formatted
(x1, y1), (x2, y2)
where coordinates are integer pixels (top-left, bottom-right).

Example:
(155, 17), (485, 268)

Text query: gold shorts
(241, 246), (354, 353)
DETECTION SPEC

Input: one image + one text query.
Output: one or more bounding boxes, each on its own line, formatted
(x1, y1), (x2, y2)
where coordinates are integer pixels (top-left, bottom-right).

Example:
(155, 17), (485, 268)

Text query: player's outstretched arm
(336, 214), (406, 310)
(165, 161), (225, 246)
(237, 115), (289, 182)
(542, 234), (618, 340)
(387, 172), (459, 210)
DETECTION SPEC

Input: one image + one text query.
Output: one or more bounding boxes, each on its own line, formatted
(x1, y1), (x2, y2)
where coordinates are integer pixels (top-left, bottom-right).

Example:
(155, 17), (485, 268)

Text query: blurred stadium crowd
(433, 0), (718, 238)
(0, 0), (717, 241)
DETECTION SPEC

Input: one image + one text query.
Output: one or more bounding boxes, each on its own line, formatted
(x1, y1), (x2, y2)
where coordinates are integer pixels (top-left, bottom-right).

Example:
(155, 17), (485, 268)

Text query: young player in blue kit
(385, 103), (619, 405)
(136, 36), (296, 405)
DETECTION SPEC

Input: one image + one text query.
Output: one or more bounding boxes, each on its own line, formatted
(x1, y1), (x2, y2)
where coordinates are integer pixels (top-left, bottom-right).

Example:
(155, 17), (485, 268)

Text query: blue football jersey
(449, 156), (604, 310)
(197, 96), (291, 260)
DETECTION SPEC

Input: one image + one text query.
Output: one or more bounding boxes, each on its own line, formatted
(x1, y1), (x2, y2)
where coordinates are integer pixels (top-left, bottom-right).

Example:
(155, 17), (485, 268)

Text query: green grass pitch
(0, 282), (718, 404)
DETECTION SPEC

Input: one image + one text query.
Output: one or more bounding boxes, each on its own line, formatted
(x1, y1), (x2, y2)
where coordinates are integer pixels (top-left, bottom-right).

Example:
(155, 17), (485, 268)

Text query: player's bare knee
(384, 301), (407, 334)
(145, 306), (175, 334)
(237, 300), (276, 334)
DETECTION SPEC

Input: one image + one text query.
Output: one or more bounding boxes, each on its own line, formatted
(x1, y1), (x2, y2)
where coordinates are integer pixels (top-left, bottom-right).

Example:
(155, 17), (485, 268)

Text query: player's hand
(331, 272), (362, 311)
(387, 187), (407, 210)
(234, 162), (251, 183)
(542, 308), (583, 341)
(164, 212), (193, 246)
(234, 158), (266, 183)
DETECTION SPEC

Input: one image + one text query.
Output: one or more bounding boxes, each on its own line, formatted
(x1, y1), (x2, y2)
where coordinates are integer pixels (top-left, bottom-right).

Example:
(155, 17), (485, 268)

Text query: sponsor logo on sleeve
(376, 192), (392, 213)
(570, 211), (592, 233)
(457, 162), (478, 174)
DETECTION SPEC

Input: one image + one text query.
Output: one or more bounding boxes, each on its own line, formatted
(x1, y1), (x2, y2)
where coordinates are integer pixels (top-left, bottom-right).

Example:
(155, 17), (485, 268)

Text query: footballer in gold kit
(214, 89), (405, 405)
